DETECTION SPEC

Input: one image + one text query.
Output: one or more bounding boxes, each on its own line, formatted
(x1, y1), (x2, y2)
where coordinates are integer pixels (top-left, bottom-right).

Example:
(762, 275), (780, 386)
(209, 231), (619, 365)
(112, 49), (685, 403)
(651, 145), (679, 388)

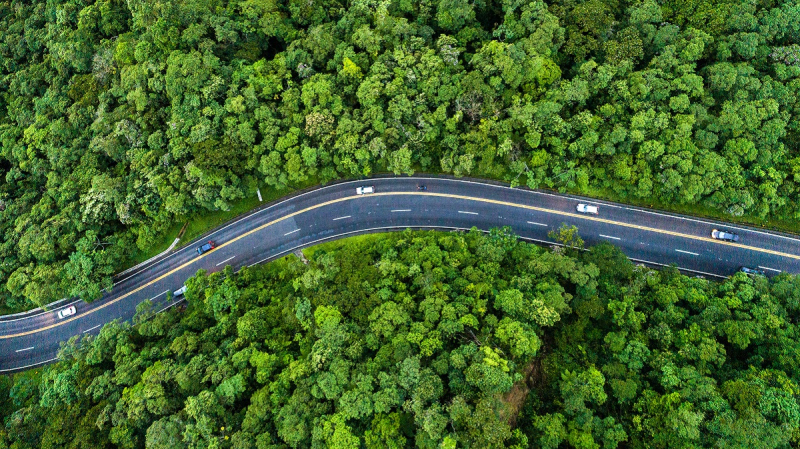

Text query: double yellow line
(2, 192), (797, 339)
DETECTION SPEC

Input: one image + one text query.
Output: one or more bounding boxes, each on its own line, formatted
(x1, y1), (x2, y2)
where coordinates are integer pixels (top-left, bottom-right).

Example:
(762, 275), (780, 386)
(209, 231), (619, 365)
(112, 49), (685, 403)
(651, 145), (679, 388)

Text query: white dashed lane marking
(676, 249), (699, 256)
(216, 256), (236, 267)
(82, 324), (102, 334)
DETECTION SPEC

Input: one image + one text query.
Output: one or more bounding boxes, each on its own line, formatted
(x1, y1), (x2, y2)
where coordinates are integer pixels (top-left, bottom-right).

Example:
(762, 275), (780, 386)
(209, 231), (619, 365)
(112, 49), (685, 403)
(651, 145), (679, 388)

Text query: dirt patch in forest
(501, 355), (544, 427)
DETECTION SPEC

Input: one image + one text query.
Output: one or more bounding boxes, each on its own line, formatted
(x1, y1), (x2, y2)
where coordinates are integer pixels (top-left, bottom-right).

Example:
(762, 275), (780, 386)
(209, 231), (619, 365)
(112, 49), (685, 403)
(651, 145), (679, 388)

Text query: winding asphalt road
(2, 177), (800, 372)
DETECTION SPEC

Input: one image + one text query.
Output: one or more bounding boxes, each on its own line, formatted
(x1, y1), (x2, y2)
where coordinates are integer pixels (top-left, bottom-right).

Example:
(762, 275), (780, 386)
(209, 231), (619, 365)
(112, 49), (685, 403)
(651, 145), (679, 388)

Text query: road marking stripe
(15, 347), (33, 353)
(149, 290), (169, 302)
(0, 356), (58, 373)
(599, 234), (621, 240)
(247, 226), (731, 279)
(391, 209), (411, 212)
(676, 249), (699, 256)
(158, 298), (185, 314)
(215, 256), (236, 267)
(458, 211), (478, 215)
(333, 216), (351, 220)
(82, 324), (102, 333)
(527, 221), (548, 226)
(0, 298), (83, 323)
(759, 266), (781, 272)
(284, 229), (300, 236)
(4, 191), (799, 340)
(51, 177), (798, 321)
(623, 206), (800, 244)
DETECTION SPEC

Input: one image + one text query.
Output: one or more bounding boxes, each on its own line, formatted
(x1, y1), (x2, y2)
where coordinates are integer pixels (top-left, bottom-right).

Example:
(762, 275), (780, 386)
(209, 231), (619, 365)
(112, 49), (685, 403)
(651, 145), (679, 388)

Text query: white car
(173, 285), (188, 297)
(356, 186), (375, 195)
(576, 203), (599, 214)
(57, 305), (76, 319)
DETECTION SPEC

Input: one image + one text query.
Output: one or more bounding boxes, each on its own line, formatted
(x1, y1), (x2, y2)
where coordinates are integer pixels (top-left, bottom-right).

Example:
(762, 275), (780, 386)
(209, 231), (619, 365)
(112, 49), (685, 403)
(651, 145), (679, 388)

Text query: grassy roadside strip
(4, 173), (796, 317)
(301, 233), (382, 262)
(124, 172), (800, 274)
(121, 178), (321, 271)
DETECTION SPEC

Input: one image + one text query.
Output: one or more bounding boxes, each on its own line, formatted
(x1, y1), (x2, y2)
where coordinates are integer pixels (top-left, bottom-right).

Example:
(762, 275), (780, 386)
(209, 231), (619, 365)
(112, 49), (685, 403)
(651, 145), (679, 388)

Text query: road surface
(2, 177), (799, 372)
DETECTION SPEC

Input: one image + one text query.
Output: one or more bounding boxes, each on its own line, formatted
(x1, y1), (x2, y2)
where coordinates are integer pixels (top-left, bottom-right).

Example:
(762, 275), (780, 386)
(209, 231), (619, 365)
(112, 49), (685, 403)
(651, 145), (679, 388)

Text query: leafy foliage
(5, 230), (800, 448)
(521, 244), (800, 449)
(1, 0), (799, 310)
(0, 229), (592, 448)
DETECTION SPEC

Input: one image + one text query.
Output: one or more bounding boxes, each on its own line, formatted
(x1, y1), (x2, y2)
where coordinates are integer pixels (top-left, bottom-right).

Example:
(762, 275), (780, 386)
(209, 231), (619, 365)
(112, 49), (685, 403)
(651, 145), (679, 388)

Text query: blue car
(740, 267), (765, 277)
(197, 240), (216, 255)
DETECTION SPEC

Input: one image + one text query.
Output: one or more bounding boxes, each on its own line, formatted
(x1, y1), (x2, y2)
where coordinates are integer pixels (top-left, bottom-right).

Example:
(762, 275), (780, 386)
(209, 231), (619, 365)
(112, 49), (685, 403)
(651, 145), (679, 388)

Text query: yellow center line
(412, 192), (798, 259)
(2, 191), (797, 340)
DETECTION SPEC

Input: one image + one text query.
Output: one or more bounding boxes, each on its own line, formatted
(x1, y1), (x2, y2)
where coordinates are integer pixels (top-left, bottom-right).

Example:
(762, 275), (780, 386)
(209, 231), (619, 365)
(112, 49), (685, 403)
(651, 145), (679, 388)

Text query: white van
(576, 203), (599, 214)
(356, 186), (374, 195)
(173, 285), (187, 297)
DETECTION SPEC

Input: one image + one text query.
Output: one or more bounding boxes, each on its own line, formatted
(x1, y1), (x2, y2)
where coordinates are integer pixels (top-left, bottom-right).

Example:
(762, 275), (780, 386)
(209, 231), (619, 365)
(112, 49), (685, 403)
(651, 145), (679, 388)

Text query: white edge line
(15, 176), (799, 321)
(332, 216), (351, 221)
(2, 224), (730, 373)
(458, 211), (479, 215)
(627, 257), (725, 278)
(148, 290), (170, 302)
(1, 298), (84, 323)
(111, 180), (375, 285)
(436, 176), (800, 245)
(675, 249), (700, 256)
(527, 221), (548, 226)
(284, 229), (300, 236)
(11, 176), (798, 322)
(391, 209), (411, 212)
(82, 324), (102, 334)
(599, 234), (621, 240)
(215, 256), (236, 267)
(758, 266), (782, 272)
(245, 226), (729, 280)
(15, 346), (34, 353)
(4, 294), (184, 372)
(157, 298), (186, 314)
(623, 206), (800, 243)
(0, 356), (59, 373)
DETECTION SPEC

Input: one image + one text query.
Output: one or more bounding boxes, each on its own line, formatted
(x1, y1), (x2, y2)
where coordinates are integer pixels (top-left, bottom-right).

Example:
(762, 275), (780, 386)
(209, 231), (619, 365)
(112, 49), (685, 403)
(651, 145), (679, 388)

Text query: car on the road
(57, 305), (76, 319)
(417, 184), (427, 191)
(711, 229), (739, 242)
(576, 203), (598, 214)
(173, 285), (188, 296)
(740, 266), (766, 277)
(356, 186), (374, 195)
(197, 240), (216, 255)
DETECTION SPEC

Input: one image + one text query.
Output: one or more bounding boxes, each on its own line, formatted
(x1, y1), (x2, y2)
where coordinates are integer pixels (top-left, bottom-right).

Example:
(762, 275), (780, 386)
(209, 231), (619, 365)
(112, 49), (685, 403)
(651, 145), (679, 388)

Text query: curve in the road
(5, 191), (798, 339)
(2, 177), (799, 372)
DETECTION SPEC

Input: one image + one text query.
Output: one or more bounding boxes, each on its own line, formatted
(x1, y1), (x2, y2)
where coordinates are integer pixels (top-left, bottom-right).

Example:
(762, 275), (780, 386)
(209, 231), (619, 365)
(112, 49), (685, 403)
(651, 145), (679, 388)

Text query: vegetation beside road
(2, 0), (799, 312)
(3, 230), (800, 448)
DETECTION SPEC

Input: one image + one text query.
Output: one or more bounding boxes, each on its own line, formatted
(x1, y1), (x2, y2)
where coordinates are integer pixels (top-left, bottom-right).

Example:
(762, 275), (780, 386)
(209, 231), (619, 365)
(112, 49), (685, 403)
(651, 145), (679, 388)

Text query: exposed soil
(501, 352), (546, 427)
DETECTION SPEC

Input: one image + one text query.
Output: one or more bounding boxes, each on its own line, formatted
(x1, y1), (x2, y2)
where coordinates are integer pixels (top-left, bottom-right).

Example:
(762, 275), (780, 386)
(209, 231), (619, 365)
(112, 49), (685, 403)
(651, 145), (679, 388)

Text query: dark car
(417, 184), (427, 191)
(711, 229), (739, 242)
(197, 240), (216, 255)
(740, 266), (766, 277)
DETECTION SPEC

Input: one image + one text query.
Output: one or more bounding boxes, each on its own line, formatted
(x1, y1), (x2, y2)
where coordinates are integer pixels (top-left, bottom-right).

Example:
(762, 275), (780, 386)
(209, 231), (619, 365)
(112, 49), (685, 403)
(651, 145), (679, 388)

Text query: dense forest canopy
(1, 0), (799, 311)
(2, 230), (800, 448)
